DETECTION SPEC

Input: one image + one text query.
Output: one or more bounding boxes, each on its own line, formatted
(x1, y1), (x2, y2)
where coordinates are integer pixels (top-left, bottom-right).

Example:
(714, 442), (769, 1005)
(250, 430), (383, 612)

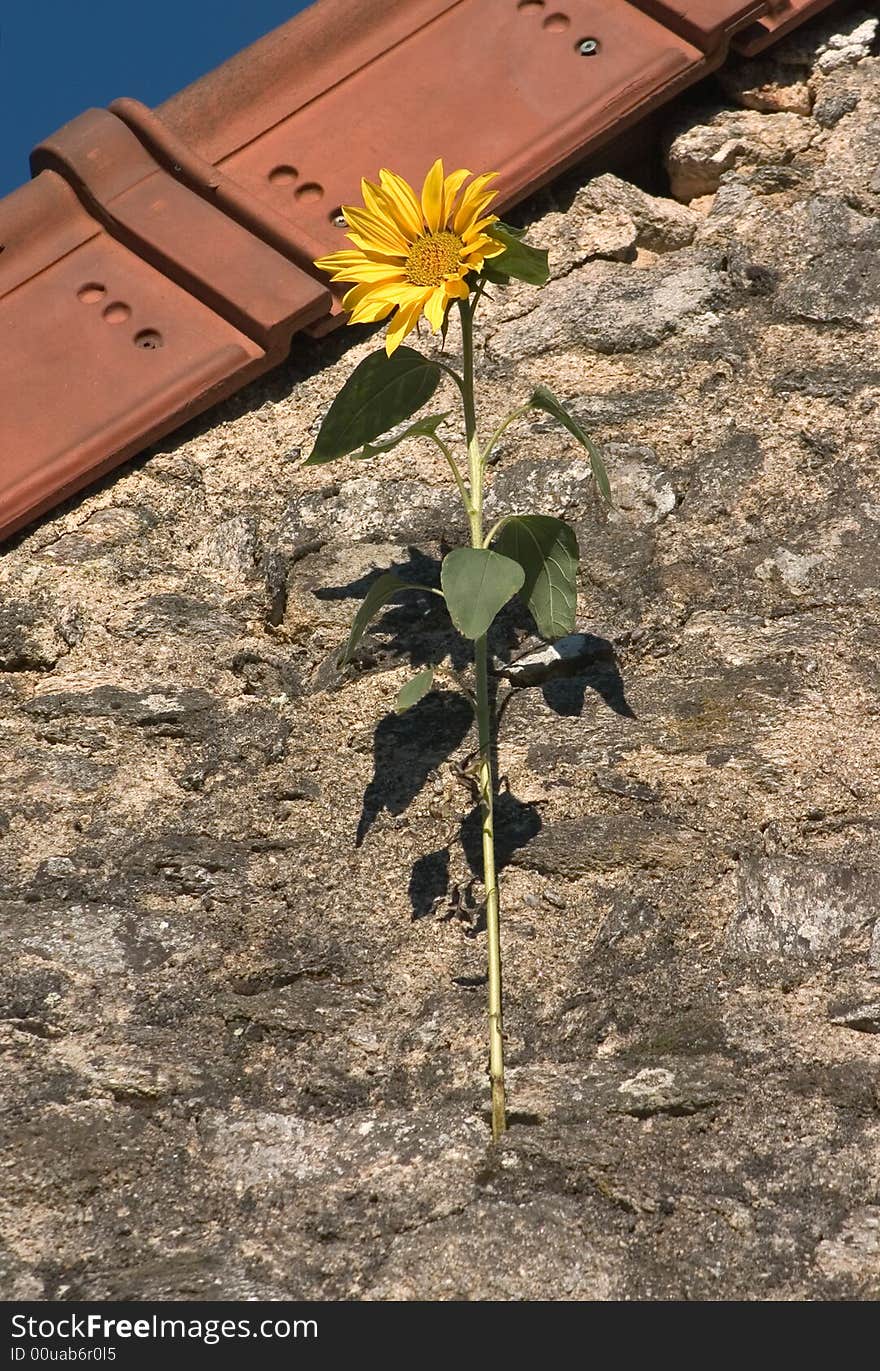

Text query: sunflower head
(315, 160), (505, 355)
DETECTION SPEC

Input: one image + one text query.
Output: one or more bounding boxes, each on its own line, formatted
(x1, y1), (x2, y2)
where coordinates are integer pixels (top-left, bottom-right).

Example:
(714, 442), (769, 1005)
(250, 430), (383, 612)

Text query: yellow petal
(331, 244), (411, 266)
(453, 173), (499, 235)
(345, 231), (408, 261)
(444, 277), (471, 299)
(459, 238), (496, 261)
(331, 261), (407, 285)
(378, 168), (424, 240)
(461, 230), (507, 258)
(314, 250), (362, 274)
(457, 194), (498, 237)
(385, 294), (428, 355)
(359, 178), (417, 249)
(441, 168), (471, 228)
(360, 178), (392, 226)
(343, 206), (410, 256)
(420, 159), (445, 234)
(461, 214), (500, 242)
(424, 287), (450, 332)
(349, 295), (399, 325)
(341, 281), (385, 313)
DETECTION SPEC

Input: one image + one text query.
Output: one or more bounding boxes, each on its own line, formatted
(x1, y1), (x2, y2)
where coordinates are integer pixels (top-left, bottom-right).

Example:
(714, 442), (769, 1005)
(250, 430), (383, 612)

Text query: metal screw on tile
(331, 209), (347, 228)
(577, 37), (599, 56)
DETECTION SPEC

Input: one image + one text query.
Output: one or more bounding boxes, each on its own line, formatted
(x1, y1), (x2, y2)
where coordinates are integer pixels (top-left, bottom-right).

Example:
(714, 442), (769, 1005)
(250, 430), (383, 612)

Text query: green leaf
(528, 385), (612, 504)
(352, 413), (449, 460)
(306, 347), (441, 464)
(483, 224), (549, 287)
(395, 667), (435, 714)
(495, 515), (579, 641)
(339, 572), (418, 666)
(441, 548), (524, 640)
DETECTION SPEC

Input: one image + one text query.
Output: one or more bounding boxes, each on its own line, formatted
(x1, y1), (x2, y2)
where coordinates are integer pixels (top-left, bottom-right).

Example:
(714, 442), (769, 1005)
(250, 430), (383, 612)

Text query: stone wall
(1, 9), (879, 1301)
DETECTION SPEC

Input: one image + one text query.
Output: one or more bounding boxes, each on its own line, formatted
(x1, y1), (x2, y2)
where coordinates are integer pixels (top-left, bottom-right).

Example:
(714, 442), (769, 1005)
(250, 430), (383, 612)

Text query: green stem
(434, 358), (467, 398)
(429, 432), (472, 517)
(482, 515), (511, 550)
(458, 298), (506, 1141)
(481, 403), (532, 466)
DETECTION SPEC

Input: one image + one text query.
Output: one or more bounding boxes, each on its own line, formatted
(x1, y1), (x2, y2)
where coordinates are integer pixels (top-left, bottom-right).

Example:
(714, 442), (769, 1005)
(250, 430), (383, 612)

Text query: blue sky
(0, 1), (313, 197)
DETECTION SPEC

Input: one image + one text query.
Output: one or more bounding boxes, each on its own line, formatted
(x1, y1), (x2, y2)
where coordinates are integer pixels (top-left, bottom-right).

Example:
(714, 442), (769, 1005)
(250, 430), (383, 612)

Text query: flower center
(405, 230), (463, 287)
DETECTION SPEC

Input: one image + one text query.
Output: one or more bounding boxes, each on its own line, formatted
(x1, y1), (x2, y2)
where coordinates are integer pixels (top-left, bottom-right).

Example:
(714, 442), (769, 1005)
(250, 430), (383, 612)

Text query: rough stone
(727, 859), (878, 977)
(814, 1208), (880, 1287)
(535, 205), (638, 273)
(39, 506), (157, 563)
(572, 174), (699, 252)
(602, 444), (676, 525)
(0, 598), (71, 672)
(812, 83), (860, 128)
(512, 815), (701, 876)
(828, 996), (880, 1034)
(665, 108), (815, 201)
(489, 256), (731, 357)
(194, 515), (260, 583)
(718, 59), (812, 116)
(2, 7), (880, 1303)
(776, 246), (880, 327)
(811, 14), (878, 74)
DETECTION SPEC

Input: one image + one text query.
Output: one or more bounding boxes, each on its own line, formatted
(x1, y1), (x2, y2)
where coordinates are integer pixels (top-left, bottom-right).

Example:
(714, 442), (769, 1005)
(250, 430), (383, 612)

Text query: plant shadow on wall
(315, 554), (634, 920)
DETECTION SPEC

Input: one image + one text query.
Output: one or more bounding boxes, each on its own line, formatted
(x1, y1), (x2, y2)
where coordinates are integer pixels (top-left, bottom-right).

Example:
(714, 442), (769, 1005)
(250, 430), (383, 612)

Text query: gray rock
(718, 58), (812, 116)
(777, 246), (880, 326)
(815, 63), (880, 206)
(513, 815), (701, 876)
(575, 174), (699, 252)
(828, 997), (880, 1033)
(490, 257), (730, 357)
(368, 1197), (618, 1301)
(602, 443), (676, 524)
(278, 476), (463, 547)
(484, 457), (597, 519)
(126, 594), (240, 640)
(665, 108), (815, 201)
(496, 633), (609, 686)
(772, 363), (880, 398)
(40, 506), (156, 563)
(22, 685), (219, 739)
(812, 14), (878, 74)
(195, 515), (260, 583)
(613, 1065), (729, 1118)
(536, 206), (638, 273)
(0, 598), (70, 672)
(774, 9), (876, 72)
(593, 768), (659, 803)
(812, 85), (860, 128)
(727, 858), (877, 974)
(815, 1208), (880, 1286)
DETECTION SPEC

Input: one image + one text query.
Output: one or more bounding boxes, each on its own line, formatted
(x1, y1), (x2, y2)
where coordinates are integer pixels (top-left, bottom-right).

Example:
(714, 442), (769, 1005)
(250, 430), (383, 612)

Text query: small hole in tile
(517, 1), (545, 11)
(103, 302), (131, 324)
(543, 12), (570, 31)
(269, 165), (298, 186)
(134, 329), (164, 350)
(296, 182), (324, 203)
(78, 283), (106, 304)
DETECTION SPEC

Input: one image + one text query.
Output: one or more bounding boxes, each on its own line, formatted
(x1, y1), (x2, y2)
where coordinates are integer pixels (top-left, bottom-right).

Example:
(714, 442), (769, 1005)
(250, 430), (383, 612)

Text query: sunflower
(314, 159), (505, 354)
